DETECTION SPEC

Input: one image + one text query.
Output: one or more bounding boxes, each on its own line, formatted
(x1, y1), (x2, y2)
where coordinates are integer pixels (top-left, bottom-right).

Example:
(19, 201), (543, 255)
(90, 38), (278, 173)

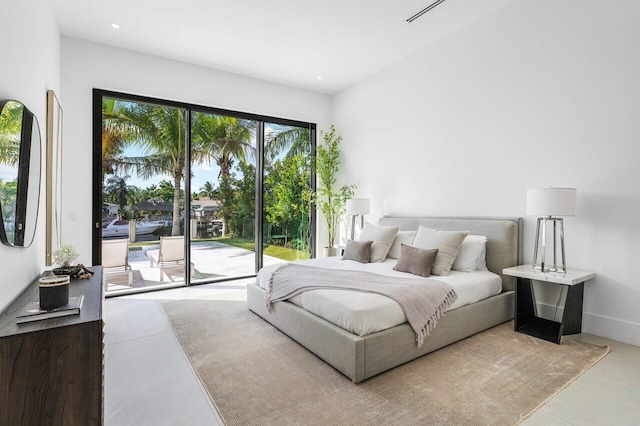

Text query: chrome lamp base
(533, 216), (567, 273)
(349, 214), (365, 241)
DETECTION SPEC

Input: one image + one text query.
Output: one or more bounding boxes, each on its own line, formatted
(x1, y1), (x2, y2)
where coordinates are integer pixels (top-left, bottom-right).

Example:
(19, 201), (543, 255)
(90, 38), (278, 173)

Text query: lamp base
(533, 217), (567, 273)
(349, 214), (365, 241)
(533, 264), (567, 273)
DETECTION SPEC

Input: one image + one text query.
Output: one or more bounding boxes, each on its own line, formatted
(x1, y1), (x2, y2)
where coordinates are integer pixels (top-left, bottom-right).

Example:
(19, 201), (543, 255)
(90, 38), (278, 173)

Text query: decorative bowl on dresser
(0, 267), (104, 425)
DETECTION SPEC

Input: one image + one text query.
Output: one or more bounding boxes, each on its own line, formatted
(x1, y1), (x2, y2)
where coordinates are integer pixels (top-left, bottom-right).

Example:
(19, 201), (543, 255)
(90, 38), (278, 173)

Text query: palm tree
(199, 181), (217, 199)
(192, 114), (254, 177)
(107, 103), (209, 236)
(101, 98), (139, 175)
(192, 113), (254, 234)
(104, 175), (138, 212)
(102, 103), (254, 236)
(265, 124), (311, 163)
(0, 101), (24, 167)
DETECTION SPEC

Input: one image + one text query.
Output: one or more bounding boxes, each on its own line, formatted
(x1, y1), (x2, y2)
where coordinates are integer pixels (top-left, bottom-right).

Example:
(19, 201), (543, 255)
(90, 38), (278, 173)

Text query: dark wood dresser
(0, 267), (104, 425)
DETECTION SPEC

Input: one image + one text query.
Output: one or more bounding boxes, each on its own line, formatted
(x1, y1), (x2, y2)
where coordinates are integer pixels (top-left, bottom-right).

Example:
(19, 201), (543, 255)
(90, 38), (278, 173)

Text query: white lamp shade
(526, 188), (577, 217)
(346, 198), (370, 216)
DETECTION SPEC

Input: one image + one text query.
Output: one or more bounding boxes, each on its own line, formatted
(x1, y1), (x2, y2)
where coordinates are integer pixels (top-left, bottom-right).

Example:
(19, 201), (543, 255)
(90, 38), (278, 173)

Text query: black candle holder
(39, 275), (70, 310)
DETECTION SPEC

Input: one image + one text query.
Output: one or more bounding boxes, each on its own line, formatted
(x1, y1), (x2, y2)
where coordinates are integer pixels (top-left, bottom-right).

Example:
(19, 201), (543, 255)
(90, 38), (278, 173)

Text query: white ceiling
(51, 0), (515, 94)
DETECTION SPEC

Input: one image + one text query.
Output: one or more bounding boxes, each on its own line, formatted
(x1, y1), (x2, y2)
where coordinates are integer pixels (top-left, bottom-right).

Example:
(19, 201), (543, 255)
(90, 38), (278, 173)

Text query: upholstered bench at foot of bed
(247, 283), (514, 383)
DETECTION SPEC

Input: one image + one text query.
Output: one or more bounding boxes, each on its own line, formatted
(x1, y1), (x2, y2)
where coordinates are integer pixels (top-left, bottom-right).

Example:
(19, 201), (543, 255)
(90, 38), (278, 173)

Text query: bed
(247, 216), (522, 383)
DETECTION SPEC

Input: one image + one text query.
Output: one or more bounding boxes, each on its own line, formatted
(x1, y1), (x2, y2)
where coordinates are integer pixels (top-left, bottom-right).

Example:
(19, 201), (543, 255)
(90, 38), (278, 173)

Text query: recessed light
(316, 76), (323, 80)
(111, 22), (121, 29)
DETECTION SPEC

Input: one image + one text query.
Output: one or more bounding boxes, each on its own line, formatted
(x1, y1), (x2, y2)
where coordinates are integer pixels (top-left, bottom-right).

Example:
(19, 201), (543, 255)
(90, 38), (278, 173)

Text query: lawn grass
(214, 237), (310, 262)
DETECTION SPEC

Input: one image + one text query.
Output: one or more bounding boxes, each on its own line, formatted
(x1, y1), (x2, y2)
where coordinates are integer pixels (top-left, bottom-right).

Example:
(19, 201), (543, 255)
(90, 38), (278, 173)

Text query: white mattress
(256, 258), (502, 337)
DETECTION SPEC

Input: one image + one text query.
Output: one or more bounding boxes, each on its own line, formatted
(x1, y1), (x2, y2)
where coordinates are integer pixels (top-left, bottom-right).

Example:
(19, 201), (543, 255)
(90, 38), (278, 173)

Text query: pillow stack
(342, 222), (489, 277)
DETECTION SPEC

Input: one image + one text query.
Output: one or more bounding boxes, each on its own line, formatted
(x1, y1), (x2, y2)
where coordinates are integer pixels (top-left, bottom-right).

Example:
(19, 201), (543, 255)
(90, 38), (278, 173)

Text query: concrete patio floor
(104, 240), (286, 292)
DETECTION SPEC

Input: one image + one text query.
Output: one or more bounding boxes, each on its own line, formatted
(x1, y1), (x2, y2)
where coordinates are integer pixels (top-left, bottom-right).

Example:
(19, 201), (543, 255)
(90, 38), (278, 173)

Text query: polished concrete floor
(104, 281), (640, 426)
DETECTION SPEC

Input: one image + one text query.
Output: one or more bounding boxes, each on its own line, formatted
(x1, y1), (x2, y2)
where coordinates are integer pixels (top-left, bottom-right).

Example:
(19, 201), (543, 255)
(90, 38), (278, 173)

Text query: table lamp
(527, 187), (576, 273)
(346, 198), (370, 240)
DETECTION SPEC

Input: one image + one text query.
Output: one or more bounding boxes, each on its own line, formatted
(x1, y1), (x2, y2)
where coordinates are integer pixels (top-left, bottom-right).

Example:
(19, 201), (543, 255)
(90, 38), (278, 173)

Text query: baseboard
(536, 302), (564, 322)
(583, 312), (640, 347)
(535, 302), (640, 347)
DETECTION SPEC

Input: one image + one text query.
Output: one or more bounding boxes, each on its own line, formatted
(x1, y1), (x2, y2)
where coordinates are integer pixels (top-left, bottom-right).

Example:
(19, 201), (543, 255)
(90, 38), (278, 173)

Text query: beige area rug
(162, 299), (609, 426)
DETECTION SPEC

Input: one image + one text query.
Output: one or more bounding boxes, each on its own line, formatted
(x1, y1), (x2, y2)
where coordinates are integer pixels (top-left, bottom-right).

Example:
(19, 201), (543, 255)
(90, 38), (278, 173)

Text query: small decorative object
(311, 125), (355, 256)
(39, 275), (70, 310)
(76, 264), (95, 280)
(346, 198), (370, 240)
(527, 187), (577, 273)
(52, 244), (80, 276)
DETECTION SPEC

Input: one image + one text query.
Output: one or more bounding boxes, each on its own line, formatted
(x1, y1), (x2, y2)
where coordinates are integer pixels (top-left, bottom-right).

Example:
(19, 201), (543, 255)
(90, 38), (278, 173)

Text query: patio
(103, 240), (287, 292)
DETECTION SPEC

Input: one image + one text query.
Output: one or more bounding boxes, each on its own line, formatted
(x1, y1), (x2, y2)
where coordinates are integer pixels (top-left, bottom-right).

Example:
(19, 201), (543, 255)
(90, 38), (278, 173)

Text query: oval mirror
(0, 100), (41, 247)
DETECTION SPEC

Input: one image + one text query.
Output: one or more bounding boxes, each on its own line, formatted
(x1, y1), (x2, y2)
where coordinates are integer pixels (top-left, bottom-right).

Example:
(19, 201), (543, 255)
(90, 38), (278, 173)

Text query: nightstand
(503, 265), (595, 344)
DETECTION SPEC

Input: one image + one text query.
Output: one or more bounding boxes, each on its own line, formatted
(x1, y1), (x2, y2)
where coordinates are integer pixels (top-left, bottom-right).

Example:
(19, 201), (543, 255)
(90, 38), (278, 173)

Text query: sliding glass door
(100, 97), (187, 292)
(189, 111), (258, 283)
(94, 90), (315, 294)
(263, 123), (313, 267)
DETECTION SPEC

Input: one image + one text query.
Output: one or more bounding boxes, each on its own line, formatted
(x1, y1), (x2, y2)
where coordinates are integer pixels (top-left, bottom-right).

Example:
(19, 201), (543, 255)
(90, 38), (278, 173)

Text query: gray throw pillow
(342, 240), (373, 263)
(393, 244), (439, 277)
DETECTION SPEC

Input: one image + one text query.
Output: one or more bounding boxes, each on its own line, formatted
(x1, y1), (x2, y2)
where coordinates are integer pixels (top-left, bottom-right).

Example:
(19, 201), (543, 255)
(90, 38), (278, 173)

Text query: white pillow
(413, 227), (469, 276)
(357, 223), (399, 262)
(387, 231), (417, 259)
(452, 235), (488, 272)
(476, 244), (488, 271)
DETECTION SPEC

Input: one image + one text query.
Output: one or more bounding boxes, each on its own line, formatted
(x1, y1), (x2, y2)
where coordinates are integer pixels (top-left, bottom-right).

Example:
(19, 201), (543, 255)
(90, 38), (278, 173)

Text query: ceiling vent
(406, 0), (448, 23)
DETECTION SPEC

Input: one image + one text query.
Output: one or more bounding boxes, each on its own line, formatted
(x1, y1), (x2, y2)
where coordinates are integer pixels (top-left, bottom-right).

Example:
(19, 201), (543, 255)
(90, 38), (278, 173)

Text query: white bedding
(256, 257), (502, 337)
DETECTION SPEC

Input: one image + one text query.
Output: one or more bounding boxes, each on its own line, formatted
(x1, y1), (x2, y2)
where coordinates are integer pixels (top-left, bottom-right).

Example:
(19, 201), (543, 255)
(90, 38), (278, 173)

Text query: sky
(0, 164), (17, 182)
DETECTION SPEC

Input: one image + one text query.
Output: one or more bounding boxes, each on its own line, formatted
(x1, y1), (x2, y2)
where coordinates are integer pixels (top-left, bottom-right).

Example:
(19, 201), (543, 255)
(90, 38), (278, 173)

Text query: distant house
(102, 203), (119, 216)
(192, 198), (221, 221)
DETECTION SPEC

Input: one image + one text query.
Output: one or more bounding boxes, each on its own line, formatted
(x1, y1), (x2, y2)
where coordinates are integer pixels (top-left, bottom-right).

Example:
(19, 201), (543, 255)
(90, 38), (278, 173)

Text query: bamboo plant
(312, 125), (355, 253)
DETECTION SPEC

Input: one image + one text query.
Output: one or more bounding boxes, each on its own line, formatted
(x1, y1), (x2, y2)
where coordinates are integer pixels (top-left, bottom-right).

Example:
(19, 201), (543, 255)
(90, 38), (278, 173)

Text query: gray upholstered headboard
(377, 216), (522, 292)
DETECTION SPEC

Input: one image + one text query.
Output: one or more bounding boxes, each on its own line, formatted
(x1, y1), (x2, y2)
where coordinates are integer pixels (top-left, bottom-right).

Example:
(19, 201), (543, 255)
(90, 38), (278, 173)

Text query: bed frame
(247, 216), (522, 383)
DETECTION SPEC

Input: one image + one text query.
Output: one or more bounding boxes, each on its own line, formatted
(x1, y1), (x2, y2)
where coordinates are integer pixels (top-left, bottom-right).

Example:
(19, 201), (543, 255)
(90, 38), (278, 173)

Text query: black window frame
(92, 89), (316, 288)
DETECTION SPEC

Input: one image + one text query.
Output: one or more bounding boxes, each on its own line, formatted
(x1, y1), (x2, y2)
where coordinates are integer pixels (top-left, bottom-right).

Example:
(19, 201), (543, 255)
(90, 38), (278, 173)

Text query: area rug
(162, 299), (609, 426)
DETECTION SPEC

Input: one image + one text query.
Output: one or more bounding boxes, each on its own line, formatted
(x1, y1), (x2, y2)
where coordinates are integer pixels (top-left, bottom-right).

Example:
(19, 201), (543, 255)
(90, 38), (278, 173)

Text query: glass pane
(190, 112), (257, 283)
(101, 97), (187, 293)
(263, 123), (312, 266)
(0, 101), (23, 245)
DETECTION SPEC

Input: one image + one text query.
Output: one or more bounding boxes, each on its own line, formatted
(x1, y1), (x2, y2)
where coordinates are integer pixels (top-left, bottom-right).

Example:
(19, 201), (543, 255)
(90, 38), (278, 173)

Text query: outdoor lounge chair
(147, 235), (194, 281)
(102, 238), (133, 286)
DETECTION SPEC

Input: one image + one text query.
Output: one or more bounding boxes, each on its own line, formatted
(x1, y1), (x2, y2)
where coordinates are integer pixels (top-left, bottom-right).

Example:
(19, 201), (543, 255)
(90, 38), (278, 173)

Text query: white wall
(60, 37), (332, 264)
(332, 0), (640, 345)
(0, 1), (60, 311)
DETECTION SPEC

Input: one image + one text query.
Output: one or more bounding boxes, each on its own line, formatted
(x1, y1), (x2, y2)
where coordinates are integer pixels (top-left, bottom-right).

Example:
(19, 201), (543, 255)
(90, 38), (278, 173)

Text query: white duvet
(256, 257), (502, 337)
